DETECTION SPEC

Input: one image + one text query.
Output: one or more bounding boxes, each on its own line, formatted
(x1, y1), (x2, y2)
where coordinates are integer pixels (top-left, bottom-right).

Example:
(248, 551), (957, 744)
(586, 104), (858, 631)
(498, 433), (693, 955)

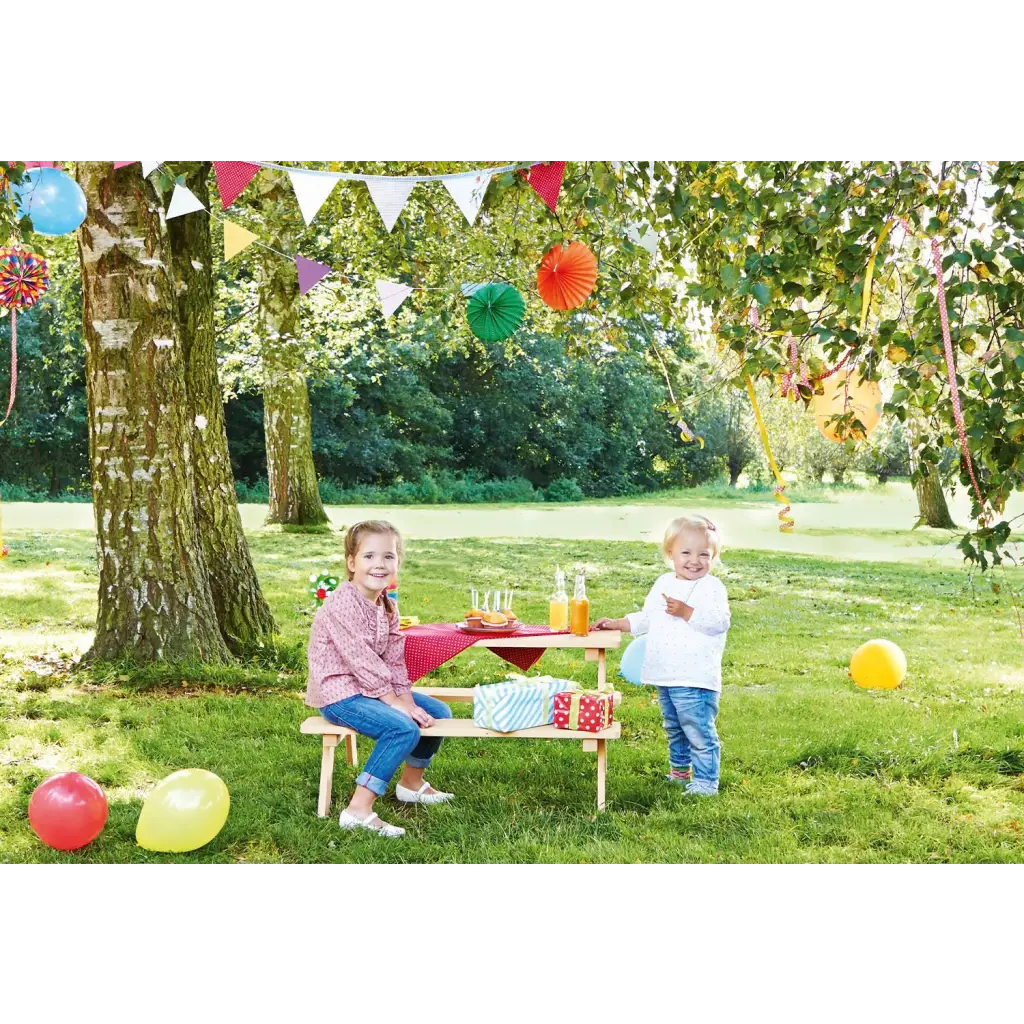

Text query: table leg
(596, 739), (607, 811)
(597, 648), (607, 691)
(318, 735), (339, 818)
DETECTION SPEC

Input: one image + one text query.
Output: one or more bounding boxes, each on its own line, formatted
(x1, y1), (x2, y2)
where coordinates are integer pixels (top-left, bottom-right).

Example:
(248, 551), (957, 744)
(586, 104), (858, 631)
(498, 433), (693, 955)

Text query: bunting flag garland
(224, 221), (259, 260)
(296, 255), (332, 296)
(520, 161), (566, 212)
(376, 280), (414, 319)
(141, 162), (162, 177)
(165, 183), (206, 220)
(288, 169), (339, 226)
(443, 172), (491, 225)
(113, 161), (137, 169)
(460, 282), (487, 296)
(365, 178), (418, 233)
(213, 161), (261, 209)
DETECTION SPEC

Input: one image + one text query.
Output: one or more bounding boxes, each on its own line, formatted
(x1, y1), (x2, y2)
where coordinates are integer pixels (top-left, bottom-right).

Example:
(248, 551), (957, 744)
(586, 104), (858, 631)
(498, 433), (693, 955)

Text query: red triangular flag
(214, 161), (261, 209)
(296, 255), (332, 296)
(520, 161), (566, 213)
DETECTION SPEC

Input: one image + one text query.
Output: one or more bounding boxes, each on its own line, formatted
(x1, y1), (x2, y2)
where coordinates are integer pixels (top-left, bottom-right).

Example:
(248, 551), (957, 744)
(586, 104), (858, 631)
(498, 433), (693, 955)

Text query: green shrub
(544, 477), (584, 502)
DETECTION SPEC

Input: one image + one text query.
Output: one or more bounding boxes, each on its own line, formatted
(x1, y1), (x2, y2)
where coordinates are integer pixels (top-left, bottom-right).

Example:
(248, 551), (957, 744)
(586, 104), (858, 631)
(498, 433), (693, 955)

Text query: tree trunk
(914, 463), (956, 528)
(256, 170), (329, 527)
(76, 162), (229, 663)
(162, 163), (277, 650)
(728, 461), (741, 486)
(48, 464), (60, 498)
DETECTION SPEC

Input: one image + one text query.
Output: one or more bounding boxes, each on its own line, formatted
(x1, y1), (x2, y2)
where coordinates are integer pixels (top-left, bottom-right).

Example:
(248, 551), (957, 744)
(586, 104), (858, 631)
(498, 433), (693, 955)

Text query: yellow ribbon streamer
(745, 375), (794, 533)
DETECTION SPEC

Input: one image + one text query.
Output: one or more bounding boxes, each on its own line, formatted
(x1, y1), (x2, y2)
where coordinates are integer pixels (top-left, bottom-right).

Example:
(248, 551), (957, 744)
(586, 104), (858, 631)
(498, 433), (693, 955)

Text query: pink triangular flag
(296, 255), (332, 296)
(214, 161), (261, 209)
(113, 161), (137, 169)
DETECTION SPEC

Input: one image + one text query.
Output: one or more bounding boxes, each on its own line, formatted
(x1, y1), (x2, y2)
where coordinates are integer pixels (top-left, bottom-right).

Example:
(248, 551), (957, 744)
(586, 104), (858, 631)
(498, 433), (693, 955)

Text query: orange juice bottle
(549, 568), (569, 632)
(569, 571), (589, 636)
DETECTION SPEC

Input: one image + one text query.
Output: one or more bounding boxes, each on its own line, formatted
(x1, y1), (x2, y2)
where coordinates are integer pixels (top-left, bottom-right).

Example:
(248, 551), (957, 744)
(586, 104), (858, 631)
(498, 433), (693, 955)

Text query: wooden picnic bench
(301, 630), (623, 814)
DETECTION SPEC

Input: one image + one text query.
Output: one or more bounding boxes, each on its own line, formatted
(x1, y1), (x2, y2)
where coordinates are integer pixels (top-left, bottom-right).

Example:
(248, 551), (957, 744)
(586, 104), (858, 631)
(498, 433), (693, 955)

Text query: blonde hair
(344, 520), (403, 581)
(662, 515), (722, 562)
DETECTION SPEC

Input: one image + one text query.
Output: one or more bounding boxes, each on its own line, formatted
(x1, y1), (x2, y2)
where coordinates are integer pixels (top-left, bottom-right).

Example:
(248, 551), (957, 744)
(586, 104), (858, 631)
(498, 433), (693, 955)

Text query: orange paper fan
(537, 242), (598, 310)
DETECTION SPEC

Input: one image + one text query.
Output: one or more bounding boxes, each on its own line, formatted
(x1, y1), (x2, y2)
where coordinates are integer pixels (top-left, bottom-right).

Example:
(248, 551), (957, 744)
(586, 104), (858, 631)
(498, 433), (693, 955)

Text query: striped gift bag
(472, 677), (578, 733)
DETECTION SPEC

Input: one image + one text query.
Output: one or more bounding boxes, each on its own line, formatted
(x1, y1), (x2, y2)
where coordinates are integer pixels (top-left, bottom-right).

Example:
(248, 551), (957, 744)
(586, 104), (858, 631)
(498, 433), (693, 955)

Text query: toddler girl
(306, 519), (453, 837)
(595, 515), (730, 795)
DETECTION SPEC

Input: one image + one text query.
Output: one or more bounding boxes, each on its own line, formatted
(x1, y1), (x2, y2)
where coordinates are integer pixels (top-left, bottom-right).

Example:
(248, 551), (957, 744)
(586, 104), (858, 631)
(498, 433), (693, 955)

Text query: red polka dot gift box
(553, 689), (614, 733)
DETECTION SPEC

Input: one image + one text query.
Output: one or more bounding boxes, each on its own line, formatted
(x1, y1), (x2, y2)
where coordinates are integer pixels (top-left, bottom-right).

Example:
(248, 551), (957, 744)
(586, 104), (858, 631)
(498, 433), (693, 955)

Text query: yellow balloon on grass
(850, 639), (907, 690)
(136, 769), (230, 853)
(813, 370), (883, 442)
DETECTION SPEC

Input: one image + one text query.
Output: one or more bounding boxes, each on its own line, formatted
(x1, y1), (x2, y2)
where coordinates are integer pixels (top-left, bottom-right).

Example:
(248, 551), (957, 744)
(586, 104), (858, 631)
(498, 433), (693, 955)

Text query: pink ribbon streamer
(930, 237), (985, 514)
(2, 310), (16, 424)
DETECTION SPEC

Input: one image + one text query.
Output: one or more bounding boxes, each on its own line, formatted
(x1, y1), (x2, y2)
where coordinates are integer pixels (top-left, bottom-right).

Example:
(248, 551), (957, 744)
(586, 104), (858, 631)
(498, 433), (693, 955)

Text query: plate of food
(459, 610), (521, 633)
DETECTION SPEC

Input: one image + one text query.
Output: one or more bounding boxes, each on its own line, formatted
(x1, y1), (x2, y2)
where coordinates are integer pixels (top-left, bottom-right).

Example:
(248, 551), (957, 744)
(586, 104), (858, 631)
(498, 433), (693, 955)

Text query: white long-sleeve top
(625, 572), (731, 691)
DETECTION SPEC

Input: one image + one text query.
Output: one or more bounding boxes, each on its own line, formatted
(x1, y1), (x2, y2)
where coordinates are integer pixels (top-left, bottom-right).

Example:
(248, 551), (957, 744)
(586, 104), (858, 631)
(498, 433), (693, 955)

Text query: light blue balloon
(619, 634), (647, 685)
(11, 167), (88, 236)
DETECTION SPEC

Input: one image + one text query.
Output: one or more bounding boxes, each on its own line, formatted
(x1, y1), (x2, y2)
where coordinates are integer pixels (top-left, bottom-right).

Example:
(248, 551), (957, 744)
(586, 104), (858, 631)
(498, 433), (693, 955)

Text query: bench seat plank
(301, 714), (620, 741)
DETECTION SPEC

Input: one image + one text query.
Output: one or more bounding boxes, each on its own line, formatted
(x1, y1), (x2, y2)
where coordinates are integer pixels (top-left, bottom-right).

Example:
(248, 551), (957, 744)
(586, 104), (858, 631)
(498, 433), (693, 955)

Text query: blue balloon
(11, 167), (88, 236)
(619, 634), (647, 685)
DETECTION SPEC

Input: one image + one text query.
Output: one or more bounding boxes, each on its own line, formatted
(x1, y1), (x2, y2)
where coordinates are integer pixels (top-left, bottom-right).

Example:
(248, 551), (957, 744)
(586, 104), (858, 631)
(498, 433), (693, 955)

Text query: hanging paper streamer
(778, 337), (809, 401)
(443, 172), (491, 225)
(365, 178), (417, 233)
(213, 161), (261, 209)
(0, 489), (6, 558)
(930, 236), (986, 515)
(296, 256), (332, 296)
(223, 221), (259, 260)
(520, 161), (566, 213)
(376, 280), (413, 319)
(288, 169), (338, 226)
(537, 242), (598, 310)
(0, 246), (49, 425)
(166, 183), (206, 220)
(745, 375), (794, 532)
(466, 283), (525, 341)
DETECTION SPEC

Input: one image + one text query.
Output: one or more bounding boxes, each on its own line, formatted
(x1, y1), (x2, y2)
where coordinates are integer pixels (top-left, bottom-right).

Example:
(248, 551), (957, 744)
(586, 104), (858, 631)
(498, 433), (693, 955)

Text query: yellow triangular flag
(224, 221), (259, 260)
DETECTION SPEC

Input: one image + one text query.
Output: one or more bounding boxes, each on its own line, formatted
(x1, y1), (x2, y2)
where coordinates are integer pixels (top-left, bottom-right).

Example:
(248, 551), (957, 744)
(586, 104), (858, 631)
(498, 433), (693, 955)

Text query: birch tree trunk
(256, 170), (329, 527)
(909, 417), (956, 529)
(76, 162), (229, 663)
(162, 162), (277, 649)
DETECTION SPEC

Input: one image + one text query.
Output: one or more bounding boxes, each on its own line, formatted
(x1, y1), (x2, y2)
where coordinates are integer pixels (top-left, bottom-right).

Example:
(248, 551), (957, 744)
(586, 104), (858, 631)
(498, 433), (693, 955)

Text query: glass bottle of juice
(549, 568), (569, 632)
(569, 571), (589, 636)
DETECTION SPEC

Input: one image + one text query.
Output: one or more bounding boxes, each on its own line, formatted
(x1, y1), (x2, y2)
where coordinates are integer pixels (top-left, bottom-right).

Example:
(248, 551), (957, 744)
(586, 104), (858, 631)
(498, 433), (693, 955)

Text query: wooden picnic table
(301, 629), (624, 814)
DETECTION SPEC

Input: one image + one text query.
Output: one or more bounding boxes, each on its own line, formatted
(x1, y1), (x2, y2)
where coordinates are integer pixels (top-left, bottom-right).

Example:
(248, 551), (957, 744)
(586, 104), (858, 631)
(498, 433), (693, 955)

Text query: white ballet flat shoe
(395, 781), (454, 806)
(339, 809), (405, 838)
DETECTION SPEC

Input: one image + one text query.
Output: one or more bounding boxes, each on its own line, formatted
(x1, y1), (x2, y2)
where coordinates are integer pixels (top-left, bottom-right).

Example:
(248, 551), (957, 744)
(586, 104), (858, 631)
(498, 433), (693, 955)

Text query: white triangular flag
(141, 162), (162, 177)
(460, 282), (487, 297)
(288, 170), (338, 226)
(365, 178), (417, 233)
(166, 183), (206, 219)
(443, 172), (490, 225)
(376, 280), (414, 319)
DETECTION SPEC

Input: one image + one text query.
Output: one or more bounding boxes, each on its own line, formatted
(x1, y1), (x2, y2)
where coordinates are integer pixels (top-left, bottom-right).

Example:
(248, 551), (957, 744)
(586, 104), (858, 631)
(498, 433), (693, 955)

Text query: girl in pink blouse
(306, 520), (453, 837)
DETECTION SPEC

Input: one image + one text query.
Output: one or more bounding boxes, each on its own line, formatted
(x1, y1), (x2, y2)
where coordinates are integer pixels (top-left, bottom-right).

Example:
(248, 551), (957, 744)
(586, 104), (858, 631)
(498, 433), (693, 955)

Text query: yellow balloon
(813, 370), (883, 442)
(850, 639), (907, 690)
(136, 769), (230, 853)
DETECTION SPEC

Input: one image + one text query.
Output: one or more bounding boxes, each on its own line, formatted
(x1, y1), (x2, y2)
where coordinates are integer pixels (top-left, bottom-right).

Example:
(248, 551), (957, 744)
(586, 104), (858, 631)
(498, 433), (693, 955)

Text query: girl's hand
(594, 617), (617, 631)
(663, 594), (691, 619)
(409, 705), (435, 728)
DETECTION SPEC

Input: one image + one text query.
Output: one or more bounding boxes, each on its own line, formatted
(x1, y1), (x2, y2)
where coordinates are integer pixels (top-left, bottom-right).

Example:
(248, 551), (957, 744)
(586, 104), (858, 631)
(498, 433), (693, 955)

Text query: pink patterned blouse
(305, 581), (412, 708)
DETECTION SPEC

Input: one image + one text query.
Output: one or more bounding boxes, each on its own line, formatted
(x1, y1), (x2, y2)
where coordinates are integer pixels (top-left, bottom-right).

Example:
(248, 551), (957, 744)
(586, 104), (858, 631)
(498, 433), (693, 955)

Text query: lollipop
(0, 246), (49, 424)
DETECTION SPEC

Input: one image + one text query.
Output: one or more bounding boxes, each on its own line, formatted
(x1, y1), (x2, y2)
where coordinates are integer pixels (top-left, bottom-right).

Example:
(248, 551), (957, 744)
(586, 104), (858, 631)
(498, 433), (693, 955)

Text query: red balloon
(28, 772), (108, 851)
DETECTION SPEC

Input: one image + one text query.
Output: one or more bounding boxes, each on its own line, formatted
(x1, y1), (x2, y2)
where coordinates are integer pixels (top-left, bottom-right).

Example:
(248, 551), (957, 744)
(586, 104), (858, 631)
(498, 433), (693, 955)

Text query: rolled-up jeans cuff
(405, 754), (433, 769)
(356, 771), (388, 797)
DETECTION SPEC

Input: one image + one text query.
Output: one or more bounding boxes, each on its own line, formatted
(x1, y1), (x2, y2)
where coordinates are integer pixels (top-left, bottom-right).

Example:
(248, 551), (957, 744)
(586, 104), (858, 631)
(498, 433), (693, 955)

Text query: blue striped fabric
(472, 677), (578, 733)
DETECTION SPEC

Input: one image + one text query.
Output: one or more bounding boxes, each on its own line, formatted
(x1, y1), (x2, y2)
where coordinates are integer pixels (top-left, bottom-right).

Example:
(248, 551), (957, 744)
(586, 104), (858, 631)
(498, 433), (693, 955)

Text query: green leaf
(719, 264), (741, 288)
(752, 282), (771, 305)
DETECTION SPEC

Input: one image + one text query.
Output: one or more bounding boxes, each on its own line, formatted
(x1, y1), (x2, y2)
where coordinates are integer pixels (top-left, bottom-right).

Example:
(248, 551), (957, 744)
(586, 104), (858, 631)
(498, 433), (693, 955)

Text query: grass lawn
(2, 512), (1024, 863)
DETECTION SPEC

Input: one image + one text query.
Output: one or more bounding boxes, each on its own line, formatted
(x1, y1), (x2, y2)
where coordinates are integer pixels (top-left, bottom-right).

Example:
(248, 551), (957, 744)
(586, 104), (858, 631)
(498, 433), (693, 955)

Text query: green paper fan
(466, 283), (525, 342)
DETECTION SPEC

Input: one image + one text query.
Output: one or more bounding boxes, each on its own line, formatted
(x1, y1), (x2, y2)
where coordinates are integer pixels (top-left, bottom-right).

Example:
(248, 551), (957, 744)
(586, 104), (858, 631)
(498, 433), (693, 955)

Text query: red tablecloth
(402, 623), (570, 683)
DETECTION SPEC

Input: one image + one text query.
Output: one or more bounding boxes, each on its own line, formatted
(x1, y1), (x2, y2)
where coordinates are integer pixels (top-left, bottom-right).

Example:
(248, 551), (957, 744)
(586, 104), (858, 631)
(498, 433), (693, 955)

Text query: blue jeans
(320, 691), (453, 797)
(656, 686), (721, 793)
